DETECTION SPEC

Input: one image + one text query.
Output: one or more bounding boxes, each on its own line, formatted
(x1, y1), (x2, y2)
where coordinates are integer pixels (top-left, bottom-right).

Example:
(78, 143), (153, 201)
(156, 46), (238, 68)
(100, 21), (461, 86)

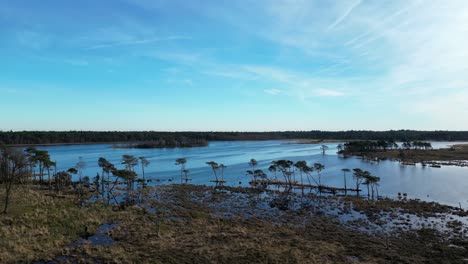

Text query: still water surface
(39, 141), (468, 208)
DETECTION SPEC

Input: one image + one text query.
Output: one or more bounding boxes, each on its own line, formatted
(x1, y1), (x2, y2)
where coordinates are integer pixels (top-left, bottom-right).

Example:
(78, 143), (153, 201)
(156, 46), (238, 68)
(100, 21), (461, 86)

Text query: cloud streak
(327, 0), (361, 31)
(264, 88), (281, 95)
(85, 36), (190, 50)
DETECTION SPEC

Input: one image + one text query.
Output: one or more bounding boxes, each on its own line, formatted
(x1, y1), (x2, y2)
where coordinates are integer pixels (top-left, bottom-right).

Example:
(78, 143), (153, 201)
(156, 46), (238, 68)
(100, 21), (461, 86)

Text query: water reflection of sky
(39, 141), (468, 208)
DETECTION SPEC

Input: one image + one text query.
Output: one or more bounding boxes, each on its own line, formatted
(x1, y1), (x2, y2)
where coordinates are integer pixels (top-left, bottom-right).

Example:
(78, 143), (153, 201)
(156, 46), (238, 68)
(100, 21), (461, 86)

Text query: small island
(339, 140), (468, 167)
(112, 138), (209, 149)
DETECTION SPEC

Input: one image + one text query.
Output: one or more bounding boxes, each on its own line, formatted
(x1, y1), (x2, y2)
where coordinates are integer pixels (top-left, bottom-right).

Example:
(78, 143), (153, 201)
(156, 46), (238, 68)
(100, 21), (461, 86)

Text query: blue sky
(1, 0), (468, 131)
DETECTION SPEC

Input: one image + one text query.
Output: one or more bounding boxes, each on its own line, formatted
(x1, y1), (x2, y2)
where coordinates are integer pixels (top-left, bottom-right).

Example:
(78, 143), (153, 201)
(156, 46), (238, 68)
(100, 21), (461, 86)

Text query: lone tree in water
(175, 158), (187, 183)
(248, 158), (258, 172)
(139, 157), (150, 185)
(320, 145), (329, 155)
(341, 168), (351, 194)
(182, 169), (190, 183)
(219, 164), (227, 182)
(206, 161), (220, 182)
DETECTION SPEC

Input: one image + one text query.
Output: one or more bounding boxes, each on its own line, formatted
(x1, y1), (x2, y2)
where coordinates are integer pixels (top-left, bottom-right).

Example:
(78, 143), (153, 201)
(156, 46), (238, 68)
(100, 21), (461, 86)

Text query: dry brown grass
(1, 184), (467, 263)
(0, 186), (115, 263)
(66, 185), (467, 263)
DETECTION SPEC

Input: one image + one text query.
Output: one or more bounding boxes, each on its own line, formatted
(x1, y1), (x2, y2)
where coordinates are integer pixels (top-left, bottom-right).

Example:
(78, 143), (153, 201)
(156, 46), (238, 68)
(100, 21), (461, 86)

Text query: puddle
(71, 223), (119, 247)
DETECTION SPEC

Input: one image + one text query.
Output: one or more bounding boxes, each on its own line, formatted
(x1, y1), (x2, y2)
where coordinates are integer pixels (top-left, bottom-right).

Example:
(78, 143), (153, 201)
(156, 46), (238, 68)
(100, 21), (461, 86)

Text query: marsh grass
(343, 196), (467, 217)
(0, 186), (116, 263)
(65, 185), (468, 263)
(1, 184), (467, 263)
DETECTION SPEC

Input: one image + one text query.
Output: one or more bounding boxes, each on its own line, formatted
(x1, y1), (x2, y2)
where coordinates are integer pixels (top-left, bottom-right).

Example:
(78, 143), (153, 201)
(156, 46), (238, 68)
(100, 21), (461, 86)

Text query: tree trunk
(213, 170), (218, 181)
(39, 163), (43, 184)
(3, 181), (13, 214)
(101, 171), (105, 196)
(48, 167), (51, 190)
(343, 173), (347, 195)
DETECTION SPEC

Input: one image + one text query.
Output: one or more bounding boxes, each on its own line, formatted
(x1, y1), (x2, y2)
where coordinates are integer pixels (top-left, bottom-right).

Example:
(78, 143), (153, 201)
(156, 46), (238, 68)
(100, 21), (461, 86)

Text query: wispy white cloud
(202, 70), (255, 80)
(344, 0), (422, 47)
(122, 0), (169, 10)
(243, 65), (350, 99)
(16, 31), (51, 49)
(264, 88), (281, 95)
(327, 0), (361, 31)
(33, 56), (89, 66)
(315, 89), (345, 97)
(149, 51), (201, 66)
(85, 36), (190, 50)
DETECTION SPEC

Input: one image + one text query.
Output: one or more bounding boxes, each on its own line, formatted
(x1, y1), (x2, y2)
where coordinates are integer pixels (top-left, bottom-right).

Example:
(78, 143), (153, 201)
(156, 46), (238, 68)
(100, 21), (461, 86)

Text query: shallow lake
(38, 140), (468, 208)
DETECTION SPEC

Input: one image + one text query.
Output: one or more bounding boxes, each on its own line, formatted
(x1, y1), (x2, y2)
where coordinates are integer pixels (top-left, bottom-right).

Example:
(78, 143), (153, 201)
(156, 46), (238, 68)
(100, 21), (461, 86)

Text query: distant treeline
(1, 130), (468, 145)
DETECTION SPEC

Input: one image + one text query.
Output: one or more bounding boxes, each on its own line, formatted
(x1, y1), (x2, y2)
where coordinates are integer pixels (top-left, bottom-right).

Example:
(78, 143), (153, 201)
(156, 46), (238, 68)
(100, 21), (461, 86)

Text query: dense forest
(1, 130), (468, 145)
